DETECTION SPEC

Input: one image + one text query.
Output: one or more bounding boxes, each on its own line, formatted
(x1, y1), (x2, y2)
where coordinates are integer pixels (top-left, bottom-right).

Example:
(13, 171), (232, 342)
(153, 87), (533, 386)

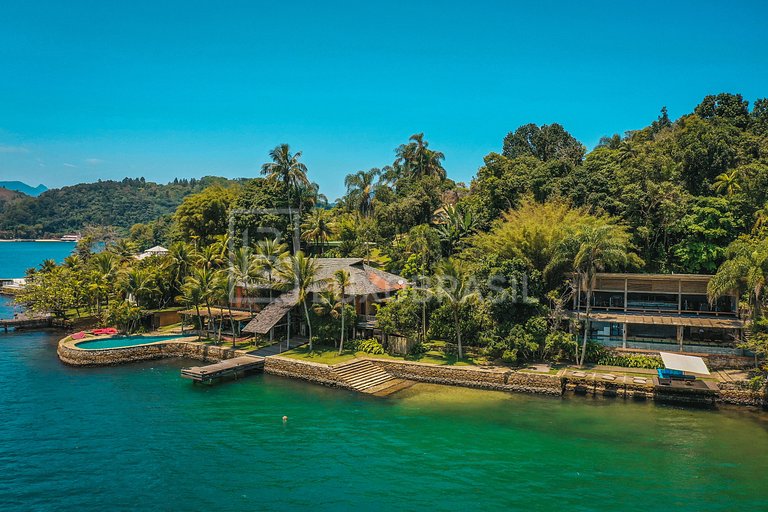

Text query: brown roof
(568, 311), (743, 329)
(242, 291), (298, 334)
(241, 258), (407, 335)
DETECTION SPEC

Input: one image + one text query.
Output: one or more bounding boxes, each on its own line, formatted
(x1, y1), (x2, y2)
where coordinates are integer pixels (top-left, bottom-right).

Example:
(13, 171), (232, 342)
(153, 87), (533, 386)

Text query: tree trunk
(303, 300), (313, 350)
(339, 297), (345, 355)
(228, 302), (237, 347)
(454, 308), (463, 360)
(195, 305), (202, 340)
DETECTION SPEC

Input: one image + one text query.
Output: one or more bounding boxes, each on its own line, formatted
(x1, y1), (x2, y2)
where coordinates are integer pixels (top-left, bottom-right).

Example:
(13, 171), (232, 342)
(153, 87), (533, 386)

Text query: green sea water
(0, 316), (767, 511)
(1, 246), (768, 510)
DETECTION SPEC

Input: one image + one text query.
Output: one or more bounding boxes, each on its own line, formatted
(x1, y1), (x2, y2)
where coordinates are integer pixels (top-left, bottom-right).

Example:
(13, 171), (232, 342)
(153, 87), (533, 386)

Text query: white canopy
(660, 352), (711, 375)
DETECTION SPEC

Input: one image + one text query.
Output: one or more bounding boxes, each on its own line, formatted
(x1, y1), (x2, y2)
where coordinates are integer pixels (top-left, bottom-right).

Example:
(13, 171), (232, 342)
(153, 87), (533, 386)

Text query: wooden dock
(181, 355), (265, 383)
(1, 315), (52, 332)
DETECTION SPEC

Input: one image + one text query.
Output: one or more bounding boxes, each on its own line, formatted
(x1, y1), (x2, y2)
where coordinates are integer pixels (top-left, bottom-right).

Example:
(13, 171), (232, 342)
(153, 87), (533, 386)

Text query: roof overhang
(567, 311), (743, 329)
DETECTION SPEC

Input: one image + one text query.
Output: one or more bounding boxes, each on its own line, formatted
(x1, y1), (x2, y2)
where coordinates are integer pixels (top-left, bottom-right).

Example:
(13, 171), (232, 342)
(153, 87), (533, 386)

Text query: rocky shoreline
(57, 335), (767, 409)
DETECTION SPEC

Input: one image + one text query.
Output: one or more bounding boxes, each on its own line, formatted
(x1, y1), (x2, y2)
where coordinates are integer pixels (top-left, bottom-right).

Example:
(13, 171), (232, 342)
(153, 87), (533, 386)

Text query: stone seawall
(718, 382), (768, 407)
(263, 356), (352, 389)
(57, 336), (243, 366)
(367, 359), (563, 396)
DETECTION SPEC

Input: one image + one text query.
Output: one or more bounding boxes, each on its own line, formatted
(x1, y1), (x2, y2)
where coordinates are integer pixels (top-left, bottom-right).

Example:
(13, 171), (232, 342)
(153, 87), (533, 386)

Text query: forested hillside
(465, 93), (768, 273)
(0, 176), (239, 238)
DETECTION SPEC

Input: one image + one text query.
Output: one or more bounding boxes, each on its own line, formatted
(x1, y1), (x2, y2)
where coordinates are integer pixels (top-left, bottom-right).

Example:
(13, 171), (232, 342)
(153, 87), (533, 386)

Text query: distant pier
(181, 355), (265, 383)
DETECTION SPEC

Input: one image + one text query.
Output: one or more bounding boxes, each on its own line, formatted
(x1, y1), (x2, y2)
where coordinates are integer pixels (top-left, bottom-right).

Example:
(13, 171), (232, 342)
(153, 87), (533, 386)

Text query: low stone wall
(263, 356), (351, 389)
(57, 336), (243, 366)
(563, 376), (655, 400)
(368, 359), (563, 396)
(717, 382), (768, 407)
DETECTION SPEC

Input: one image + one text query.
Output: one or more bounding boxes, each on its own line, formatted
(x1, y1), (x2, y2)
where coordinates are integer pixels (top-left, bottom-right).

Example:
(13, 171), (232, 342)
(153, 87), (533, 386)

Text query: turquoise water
(0, 327), (767, 510)
(0, 241), (75, 277)
(75, 335), (186, 350)
(1, 239), (768, 510)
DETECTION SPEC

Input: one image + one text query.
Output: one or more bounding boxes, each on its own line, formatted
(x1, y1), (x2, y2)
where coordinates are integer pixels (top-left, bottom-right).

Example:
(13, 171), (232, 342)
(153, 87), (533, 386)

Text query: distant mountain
(0, 181), (48, 197)
(0, 176), (238, 239)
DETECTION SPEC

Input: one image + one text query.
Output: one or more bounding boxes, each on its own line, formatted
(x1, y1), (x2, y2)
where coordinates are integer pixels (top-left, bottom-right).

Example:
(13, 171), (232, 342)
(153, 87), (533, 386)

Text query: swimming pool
(75, 335), (186, 350)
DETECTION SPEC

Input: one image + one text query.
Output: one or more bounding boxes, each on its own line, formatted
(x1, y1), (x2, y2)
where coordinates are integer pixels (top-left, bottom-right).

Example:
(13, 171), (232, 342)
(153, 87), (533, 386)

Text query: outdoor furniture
(657, 368), (696, 381)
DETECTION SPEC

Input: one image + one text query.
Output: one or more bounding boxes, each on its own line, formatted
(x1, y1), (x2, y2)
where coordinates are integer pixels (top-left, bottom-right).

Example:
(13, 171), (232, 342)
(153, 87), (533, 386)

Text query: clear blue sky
(1, 0), (766, 200)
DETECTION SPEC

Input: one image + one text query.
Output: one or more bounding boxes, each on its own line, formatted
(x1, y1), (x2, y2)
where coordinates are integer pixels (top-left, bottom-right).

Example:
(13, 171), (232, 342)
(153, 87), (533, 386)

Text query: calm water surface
(1, 245), (768, 511)
(0, 241), (75, 277)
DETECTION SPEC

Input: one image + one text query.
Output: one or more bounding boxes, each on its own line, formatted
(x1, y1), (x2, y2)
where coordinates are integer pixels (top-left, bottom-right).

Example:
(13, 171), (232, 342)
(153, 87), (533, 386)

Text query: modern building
(135, 245), (169, 260)
(568, 273), (744, 354)
(241, 258), (408, 339)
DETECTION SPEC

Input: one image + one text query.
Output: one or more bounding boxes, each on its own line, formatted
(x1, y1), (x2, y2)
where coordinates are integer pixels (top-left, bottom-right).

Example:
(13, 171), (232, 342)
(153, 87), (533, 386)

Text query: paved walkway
(248, 337), (308, 357)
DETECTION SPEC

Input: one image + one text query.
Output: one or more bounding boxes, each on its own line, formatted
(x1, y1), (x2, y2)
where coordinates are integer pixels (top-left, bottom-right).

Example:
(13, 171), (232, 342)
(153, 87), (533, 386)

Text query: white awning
(660, 352), (711, 375)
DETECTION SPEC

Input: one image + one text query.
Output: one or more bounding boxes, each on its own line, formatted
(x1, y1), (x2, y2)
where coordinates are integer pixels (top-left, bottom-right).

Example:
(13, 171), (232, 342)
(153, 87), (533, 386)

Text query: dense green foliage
(14, 93), (768, 370)
(0, 176), (237, 239)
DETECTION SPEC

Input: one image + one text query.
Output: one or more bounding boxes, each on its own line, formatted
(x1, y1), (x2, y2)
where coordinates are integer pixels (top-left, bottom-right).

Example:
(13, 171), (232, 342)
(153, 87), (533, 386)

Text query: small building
(136, 245), (169, 260)
(568, 273), (744, 355)
(241, 258), (407, 339)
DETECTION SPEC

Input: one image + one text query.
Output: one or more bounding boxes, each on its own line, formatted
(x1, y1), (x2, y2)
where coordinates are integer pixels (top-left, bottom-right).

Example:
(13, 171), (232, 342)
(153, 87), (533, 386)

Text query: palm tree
(254, 238), (289, 341)
(187, 266), (224, 340)
(91, 250), (121, 311)
(261, 144), (311, 253)
(178, 279), (205, 340)
(712, 170), (742, 197)
(301, 208), (336, 254)
(168, 242), (195, 296)
(752, 203), (768, 236)
(118, 268), (157, 308)
(334, 269), (351, 355)
(39, 259), (57, 273)
(230, 246), (258, 313)
(394, 133), (446, 180)
(433, 259), (479, 360)
(708, 236), (768, 321)
(549, 220), (643, 366)
(435, 204), (477, 255)
(197, 244), (224, 270)
(278, 251), (323, 350)
(344, 168), (381, 216)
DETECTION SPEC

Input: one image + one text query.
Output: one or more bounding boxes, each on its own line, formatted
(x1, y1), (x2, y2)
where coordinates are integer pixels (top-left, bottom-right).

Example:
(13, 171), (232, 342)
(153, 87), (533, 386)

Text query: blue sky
(1, 0), (766, 200)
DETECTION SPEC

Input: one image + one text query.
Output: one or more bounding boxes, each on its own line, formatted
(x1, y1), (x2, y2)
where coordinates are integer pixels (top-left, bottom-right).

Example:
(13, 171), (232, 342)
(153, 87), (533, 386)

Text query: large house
(241, 258), (408, 339)
(568, 273), (744, 355)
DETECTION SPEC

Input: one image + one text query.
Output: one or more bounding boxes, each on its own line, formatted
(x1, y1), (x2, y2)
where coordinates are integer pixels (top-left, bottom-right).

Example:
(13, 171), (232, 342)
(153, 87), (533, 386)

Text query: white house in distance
(135, 245), (169, 260)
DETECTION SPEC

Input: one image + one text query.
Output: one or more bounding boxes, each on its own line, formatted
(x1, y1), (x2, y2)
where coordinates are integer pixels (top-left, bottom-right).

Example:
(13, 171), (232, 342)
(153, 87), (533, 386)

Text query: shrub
(356, 338), (385, 355)
(408, 342), (427, 356)
(597, 352), (663, 369)
(501, 349), (518, 364)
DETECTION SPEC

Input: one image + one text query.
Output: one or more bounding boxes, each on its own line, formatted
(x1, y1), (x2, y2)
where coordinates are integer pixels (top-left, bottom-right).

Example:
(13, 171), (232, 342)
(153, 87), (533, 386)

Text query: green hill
(0, 176), (240, 239)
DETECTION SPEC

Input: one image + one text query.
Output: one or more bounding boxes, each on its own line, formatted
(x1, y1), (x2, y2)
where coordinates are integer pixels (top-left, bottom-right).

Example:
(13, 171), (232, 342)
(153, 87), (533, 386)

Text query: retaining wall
(263, 356), (352, 389)
(57, 336), (242, 366)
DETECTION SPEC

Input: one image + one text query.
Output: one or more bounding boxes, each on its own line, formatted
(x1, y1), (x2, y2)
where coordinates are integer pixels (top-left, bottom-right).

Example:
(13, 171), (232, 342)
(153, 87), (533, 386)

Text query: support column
(624, 278), (628, 312)
(676, 325), (683, 352)
(286, 311), (291, 349)
(622, 323), (627, 349)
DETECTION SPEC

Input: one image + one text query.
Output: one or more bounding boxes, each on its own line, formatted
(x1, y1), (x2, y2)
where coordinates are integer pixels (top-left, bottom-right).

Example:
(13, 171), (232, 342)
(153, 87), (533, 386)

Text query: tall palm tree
(278, 251), (323, 350)
(433, 259), (479, 360)
(712, 170), (742, 197)
(344, 168), (381, 216)
(91, 250), (121, 311)
(178, 278), (205, 340)
(708, 236), (768, 321)
(118, 268), (157, 308)
(549, 221), (643, 366)
(230, 246), (258, 313)
(187, 266), (224, 340)
(168, 242), (195, 296)
(301, 208), (336, 254)
(197, 244), (224, 270)
(39, 259), (57, 273)
(394, 133), (446, 180)
(261, 144), (311, 253)
(334, 269), (351, 355)
(254, 238), (289, 341)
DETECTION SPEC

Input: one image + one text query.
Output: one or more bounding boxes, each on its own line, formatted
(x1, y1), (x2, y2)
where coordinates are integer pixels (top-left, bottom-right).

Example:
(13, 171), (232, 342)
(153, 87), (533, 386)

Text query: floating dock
(181, 355), (265, 383)
(1, 315), (52, 332)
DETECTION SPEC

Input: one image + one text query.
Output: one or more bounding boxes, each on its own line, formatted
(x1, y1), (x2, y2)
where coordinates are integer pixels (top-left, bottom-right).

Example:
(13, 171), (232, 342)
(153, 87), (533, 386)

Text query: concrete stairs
(331, 359), (413, 395)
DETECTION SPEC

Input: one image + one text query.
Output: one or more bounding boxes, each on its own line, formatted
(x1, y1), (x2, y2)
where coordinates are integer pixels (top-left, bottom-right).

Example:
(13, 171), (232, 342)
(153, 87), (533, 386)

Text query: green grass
(280, 344), (480, 366)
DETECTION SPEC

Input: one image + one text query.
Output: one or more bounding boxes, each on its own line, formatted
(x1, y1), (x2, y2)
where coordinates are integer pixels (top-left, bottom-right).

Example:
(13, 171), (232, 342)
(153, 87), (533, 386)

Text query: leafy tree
(434, 204), (477, 256)
(708, 235), (768, 320)
(173, 185), (239, 245)
(502, 123), (585, 164)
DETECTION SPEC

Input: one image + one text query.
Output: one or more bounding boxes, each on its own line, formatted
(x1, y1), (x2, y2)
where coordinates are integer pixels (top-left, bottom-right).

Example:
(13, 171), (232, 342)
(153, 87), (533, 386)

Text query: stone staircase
(331, 359), (413, 396)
